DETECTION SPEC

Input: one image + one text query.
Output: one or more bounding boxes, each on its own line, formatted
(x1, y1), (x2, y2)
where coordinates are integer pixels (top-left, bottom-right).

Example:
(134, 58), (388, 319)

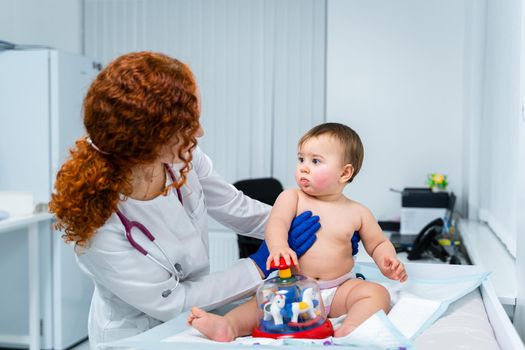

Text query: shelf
(0, 212), (53, 234)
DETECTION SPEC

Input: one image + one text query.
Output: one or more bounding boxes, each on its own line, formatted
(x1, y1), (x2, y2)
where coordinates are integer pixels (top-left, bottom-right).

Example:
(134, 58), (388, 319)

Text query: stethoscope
(116, 164), (184, 298)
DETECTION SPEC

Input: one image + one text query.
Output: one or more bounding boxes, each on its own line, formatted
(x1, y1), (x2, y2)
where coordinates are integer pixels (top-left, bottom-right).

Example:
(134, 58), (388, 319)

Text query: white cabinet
(0, 214), (53, 350)
(0, 49), (99, 349)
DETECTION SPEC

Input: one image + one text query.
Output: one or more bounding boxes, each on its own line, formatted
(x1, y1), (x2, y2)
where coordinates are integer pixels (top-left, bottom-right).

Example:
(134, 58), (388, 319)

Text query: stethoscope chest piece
(160, 262), (185, 298)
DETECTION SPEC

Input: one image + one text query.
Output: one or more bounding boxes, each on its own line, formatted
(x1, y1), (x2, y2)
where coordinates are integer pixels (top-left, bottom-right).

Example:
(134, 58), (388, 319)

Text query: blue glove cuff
(249, 240), (275, 278)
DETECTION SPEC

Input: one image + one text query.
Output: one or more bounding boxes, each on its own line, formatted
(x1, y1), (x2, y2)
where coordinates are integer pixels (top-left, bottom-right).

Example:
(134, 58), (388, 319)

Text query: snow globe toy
(252, 258), (334, 339)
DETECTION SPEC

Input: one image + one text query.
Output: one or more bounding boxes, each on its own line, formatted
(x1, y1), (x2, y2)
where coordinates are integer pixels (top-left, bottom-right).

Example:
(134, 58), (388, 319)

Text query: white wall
(327, 0), (468, 220)
(517, 111), (525, 336)
(0, 0), (83, 54)
(2, 0), (472, 222)
(83, 0), (325, 188)
(477, 0), (521, 256)
(517, 92), (525, 337)
(515, 0), (525, 338)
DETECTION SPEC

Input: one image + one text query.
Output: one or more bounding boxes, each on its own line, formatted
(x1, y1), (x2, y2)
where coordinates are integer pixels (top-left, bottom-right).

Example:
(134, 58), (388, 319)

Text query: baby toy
(291, 287), (317, 323)
(263, 291), (286, 325)
(252, 258), (334, 339)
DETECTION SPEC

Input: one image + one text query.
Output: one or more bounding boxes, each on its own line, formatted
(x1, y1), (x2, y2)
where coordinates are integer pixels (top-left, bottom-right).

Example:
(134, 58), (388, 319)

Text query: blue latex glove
(288, 210), (320, 257)
(249, 211), (320, 278)
(351, 231), (360, 256)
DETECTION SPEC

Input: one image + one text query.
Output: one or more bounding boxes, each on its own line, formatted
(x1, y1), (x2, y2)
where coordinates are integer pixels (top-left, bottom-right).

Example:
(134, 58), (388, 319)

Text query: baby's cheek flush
(310, 170), (332, 190)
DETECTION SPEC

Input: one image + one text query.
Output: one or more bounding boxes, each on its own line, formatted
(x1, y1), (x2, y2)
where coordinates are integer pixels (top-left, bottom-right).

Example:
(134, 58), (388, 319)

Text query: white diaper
(317, 271), (356, 315)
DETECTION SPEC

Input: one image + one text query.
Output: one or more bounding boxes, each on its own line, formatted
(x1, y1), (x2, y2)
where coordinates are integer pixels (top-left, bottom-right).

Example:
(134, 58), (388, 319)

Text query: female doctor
(49, 52), (319, 349)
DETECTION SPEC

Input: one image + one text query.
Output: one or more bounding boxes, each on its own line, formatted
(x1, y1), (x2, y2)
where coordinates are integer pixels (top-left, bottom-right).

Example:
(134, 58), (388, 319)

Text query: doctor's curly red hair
(49, 52), (200, 246)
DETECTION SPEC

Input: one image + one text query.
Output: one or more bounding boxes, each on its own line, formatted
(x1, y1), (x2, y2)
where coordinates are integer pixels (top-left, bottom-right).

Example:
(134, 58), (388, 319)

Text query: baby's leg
(188, 297), (259, 342)
(329, 279), (390, 337)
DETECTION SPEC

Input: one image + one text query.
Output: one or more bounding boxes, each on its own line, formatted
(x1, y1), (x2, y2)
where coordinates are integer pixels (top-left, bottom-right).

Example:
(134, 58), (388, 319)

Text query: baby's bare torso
(295, 190), (362, 281)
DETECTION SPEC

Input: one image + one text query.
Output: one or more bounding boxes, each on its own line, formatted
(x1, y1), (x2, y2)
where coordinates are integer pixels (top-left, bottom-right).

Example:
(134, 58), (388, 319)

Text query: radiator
(208, 230), (239, 273)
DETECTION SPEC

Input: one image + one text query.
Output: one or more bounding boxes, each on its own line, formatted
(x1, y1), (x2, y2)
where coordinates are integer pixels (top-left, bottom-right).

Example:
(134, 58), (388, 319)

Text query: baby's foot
(334, 324), (357, 338)
(188, 307), (236, 342)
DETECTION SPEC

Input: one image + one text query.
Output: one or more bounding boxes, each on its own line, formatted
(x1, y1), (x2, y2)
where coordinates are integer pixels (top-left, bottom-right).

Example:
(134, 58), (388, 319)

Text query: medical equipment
(252, 258), (334, 339)
(400, 188), (453, 234)
(116, 164), (185, 298)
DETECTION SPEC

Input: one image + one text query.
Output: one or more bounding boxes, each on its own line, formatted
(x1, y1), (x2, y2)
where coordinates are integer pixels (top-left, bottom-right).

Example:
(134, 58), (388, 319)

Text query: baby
(188, 122), (407, 341)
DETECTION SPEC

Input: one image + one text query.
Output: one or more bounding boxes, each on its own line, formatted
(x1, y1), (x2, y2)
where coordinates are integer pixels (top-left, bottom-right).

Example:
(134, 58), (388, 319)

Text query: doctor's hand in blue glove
(249, 211), (320, 278)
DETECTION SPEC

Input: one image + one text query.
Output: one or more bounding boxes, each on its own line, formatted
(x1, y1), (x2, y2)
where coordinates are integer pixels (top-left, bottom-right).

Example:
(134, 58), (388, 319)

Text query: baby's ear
(340, 164), (354, 183)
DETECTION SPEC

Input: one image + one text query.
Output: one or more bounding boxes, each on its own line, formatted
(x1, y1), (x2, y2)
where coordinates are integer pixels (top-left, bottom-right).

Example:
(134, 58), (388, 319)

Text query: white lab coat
(77, 147), (270, 349)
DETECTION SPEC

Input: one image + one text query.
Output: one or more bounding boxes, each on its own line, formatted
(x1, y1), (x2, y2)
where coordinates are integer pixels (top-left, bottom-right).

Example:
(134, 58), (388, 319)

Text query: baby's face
(295, 134), (348, 196)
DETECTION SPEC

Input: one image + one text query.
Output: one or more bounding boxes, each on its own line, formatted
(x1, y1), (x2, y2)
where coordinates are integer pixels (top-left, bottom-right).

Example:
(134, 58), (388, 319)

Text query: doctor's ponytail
(50, 139), (130, 246)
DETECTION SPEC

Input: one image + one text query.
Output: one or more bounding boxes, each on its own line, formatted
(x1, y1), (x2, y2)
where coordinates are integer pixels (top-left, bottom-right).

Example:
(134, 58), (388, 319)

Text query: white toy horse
(263, 291), (286, 325)
(291, 288), (317, 323)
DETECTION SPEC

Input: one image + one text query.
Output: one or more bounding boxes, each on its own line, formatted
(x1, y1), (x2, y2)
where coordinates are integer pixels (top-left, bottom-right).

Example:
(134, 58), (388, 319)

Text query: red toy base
(252, 319), (334, 339)
(288, 316), (323, 328)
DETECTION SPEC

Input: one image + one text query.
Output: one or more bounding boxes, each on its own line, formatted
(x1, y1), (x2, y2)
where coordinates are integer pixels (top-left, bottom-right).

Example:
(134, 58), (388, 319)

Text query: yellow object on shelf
(438, 238), (460, 246)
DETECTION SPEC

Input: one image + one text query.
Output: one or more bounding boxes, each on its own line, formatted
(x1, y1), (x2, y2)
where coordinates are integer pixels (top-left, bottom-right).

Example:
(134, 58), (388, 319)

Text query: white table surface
(0, 212), (53, 233)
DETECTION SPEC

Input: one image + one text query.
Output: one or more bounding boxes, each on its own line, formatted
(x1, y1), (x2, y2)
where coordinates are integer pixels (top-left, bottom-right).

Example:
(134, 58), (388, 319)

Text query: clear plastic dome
(252, 259), (334, 339)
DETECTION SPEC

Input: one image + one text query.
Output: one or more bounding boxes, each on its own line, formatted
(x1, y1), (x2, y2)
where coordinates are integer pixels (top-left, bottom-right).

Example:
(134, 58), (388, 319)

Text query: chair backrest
(233, 178), (283, 206)
(233, 178), (283, 258)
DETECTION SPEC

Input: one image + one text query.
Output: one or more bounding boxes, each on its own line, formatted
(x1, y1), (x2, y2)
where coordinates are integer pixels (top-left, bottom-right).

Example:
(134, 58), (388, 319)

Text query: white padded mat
(414, 289), (500, 350)
(110, 263), (505, 350)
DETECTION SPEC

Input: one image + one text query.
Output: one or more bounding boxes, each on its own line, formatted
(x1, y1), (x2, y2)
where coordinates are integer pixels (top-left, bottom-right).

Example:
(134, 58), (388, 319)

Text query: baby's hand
(381, 256), (408, 282)
(266, 245), (298, 271)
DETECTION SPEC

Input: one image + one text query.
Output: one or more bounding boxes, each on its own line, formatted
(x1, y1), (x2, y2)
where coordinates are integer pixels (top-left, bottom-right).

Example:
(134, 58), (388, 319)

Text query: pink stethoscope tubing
(116, 164), (184, 298)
